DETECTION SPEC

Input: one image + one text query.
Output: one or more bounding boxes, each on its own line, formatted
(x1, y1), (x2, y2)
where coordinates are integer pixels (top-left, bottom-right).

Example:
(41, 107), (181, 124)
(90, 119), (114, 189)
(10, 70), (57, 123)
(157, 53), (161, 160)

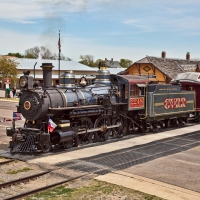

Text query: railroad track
(0, 159), (85, 200)
(0, 159), (15, 165)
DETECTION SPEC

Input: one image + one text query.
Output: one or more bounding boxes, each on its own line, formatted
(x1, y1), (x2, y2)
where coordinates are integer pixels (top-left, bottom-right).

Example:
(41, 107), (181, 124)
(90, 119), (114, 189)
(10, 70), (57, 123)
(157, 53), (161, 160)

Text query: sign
(130, 97), (144, 108)
(4, 78), (10, 84)
(164, 98), (187, 109)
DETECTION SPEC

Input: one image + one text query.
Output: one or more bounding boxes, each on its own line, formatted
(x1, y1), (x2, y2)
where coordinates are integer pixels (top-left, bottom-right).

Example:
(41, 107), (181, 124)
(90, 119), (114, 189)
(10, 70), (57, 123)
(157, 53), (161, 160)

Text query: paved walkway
(19, 124), (200, 165)
(96, 171), (200, 200)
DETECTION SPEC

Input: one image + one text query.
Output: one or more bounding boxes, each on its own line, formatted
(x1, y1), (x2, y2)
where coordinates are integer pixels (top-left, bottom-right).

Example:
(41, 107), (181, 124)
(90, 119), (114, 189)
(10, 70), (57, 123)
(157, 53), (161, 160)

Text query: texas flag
(13, 112), (22, 120)
(47, 117), (57, 133)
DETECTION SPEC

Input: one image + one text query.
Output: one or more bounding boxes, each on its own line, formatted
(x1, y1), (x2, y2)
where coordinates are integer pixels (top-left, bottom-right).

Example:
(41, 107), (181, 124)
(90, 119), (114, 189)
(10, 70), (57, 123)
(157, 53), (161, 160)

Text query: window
(130, 84), (134, 96)
(130, 84), (139, 97)
(139, 87), (145, 96)
(136, 84), (146, 96)
(125, 84), (128, 99)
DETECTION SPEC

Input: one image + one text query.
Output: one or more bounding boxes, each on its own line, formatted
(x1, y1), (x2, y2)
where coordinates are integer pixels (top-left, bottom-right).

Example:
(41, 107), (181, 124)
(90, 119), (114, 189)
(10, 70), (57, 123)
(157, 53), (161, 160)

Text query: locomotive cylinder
(50, 130), (74, 145)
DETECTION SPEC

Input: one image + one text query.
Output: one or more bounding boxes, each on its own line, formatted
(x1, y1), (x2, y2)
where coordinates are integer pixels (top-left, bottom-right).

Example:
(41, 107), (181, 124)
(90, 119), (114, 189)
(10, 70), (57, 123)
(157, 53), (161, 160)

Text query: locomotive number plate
(130, 97), (144, 108)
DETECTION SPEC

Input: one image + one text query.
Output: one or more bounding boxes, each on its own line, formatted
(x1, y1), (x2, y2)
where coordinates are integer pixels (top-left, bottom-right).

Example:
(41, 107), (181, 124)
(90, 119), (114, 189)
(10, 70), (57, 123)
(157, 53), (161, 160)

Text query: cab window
(130, 84), (139, 97)
(139, 87), (145, 96)
(125, 84), (128, 99)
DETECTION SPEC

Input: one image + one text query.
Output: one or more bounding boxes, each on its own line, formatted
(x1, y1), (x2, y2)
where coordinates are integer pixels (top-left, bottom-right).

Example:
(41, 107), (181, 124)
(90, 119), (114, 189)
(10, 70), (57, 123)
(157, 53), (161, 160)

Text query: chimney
(40, 63), (54, 88)
(161, 51), (166, 59)
(186, 52), (190, 61)
(105, 58), (107, 61)
(111, 58), (113, 62)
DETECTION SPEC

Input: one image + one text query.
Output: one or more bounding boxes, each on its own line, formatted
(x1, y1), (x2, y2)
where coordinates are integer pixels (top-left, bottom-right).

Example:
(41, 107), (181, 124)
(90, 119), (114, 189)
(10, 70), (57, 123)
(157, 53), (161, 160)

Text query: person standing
(12, 88), (16, 98)
(6, 87), (11, 98)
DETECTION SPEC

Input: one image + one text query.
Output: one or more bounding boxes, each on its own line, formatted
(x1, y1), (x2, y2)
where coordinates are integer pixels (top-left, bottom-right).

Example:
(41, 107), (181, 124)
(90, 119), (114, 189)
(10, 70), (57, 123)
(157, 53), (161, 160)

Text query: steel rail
(0, 171), (51, 189)
(4, 174), (85, 200)
(0, 159), (15, 165)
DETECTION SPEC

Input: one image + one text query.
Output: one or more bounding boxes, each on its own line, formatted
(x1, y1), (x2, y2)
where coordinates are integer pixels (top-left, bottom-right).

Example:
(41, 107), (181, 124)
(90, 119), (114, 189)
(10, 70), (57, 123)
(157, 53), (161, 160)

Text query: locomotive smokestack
(40, 63), (54, 88)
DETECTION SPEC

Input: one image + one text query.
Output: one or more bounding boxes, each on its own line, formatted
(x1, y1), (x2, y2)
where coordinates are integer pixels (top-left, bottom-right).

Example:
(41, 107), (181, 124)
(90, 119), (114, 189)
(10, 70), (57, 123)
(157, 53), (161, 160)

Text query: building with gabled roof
(105, 58), (122, 68)
(0, 58), (123, 88)
(123, 52), (200, 83)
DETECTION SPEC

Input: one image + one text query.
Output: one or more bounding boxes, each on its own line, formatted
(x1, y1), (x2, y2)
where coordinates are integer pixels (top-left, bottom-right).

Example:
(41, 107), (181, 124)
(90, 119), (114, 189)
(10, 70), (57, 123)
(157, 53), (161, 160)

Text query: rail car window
(187, 86), (193, 90)
(139, 87), (145, 96)
(130, 84), (134, 96)
(137, 84), (146, 96)
(130, 84), (139, 97)
(125, 84), (128, 99)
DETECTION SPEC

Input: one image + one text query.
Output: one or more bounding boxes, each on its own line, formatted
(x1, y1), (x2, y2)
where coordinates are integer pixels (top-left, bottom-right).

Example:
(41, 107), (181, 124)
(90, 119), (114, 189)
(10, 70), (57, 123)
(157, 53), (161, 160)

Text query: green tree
(7, 52), (24, 58)
(119, 59), (133, 68)
(0, 57), (19, 85)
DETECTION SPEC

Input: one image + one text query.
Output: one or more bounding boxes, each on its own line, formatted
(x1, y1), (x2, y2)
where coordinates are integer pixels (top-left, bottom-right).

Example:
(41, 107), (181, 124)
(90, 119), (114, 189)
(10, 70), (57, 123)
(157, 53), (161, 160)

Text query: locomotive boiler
(7, 63), (196, 154)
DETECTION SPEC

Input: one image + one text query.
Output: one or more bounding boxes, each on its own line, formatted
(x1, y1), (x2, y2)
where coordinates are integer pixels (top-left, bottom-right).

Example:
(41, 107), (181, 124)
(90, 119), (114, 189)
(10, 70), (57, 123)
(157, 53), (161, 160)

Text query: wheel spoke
(94, 116), (111, 142)
(76, 117), (94, 145)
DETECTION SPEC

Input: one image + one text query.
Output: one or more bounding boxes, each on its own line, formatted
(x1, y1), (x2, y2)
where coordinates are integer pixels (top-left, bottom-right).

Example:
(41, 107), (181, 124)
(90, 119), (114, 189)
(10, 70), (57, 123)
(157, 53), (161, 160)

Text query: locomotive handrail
(111, 102), (127, 105)
(49, 105), (104, 110)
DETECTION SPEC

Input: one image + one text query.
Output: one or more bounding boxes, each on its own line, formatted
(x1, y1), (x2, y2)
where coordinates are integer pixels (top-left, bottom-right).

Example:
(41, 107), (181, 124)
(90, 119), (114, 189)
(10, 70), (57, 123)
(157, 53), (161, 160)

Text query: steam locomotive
(7, 63), (196, 153)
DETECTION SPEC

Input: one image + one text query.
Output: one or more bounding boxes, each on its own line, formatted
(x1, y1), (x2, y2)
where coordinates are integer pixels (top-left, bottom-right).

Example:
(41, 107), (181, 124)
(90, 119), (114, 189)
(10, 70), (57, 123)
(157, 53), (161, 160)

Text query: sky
(0, 0), (200, 62)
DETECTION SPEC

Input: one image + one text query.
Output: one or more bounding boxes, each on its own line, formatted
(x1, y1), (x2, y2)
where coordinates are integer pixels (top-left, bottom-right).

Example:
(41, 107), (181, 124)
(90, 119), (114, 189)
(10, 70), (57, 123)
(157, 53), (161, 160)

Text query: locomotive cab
(110, 74), (150, 111)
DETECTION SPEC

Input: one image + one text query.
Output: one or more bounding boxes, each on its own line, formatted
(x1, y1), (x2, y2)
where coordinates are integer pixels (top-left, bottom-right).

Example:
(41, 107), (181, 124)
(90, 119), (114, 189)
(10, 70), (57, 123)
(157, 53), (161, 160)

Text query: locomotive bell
(59, 70), (76, 88)
(80, 76), (87, 87)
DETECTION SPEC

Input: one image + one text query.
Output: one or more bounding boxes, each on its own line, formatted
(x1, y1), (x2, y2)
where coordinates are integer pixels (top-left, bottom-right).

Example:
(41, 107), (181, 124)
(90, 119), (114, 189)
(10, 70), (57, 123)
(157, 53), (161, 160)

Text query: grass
(25, 179), (164, 200)
(7, 167), (32, 174)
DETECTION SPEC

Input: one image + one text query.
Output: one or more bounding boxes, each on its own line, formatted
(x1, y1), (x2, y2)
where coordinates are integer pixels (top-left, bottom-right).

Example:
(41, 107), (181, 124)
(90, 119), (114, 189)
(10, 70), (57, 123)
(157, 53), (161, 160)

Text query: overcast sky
(0, 0), (200, 62)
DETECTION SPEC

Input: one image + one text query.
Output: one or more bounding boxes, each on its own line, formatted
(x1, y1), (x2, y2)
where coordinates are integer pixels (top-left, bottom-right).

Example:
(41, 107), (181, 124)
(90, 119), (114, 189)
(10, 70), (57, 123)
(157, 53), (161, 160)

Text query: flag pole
(58, 30), (61, 85)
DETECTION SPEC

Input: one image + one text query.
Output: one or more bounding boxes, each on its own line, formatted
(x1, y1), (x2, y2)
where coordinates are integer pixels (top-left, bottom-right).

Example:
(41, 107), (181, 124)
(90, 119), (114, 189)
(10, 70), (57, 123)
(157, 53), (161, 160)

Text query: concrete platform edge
(95, 171), (200, 200)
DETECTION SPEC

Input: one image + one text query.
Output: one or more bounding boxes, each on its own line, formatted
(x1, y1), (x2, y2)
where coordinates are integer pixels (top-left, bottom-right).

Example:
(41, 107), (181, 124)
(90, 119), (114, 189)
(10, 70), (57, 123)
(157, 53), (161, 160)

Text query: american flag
(58, 37), (61, 53)
(13, 112), (22, 120)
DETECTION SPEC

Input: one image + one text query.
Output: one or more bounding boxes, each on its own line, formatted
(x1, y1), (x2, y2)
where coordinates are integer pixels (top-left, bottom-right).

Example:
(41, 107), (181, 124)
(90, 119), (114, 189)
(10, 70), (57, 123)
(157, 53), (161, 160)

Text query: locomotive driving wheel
(40, 141), (51, 153)
(112, 116), (127, 138)
(59, 140), (73, 149)
(94, 116), (111, 142)
(139, 120), (149, 134)
(76, 117), (94, 145)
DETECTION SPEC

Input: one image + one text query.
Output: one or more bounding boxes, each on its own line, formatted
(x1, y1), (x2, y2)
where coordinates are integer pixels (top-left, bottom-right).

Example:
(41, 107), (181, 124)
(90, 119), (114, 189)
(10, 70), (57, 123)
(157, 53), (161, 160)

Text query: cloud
(0, 0), (89, 23)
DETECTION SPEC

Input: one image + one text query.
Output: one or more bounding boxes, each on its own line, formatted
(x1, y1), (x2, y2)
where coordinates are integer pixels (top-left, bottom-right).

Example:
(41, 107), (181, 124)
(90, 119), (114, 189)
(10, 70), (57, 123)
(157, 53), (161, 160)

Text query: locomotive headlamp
(19, 75), (33, 90)
(20, 77), (27, 88)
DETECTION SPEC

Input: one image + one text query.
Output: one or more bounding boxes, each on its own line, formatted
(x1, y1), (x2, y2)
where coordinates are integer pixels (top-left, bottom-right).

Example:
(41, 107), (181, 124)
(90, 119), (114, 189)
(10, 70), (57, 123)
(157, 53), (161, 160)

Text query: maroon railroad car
(171, 72), (200, 120)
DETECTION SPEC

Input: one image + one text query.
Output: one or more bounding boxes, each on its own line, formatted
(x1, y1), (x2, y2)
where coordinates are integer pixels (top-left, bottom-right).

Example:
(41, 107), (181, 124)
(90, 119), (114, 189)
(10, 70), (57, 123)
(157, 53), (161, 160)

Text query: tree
(119, 59), (133, 68)
(24, 46), (68, 60)
(25, 46), (40, 59)
(0, 57), (19, 84)
(79, 55), (96, 67)
(7, 53), (24, 58)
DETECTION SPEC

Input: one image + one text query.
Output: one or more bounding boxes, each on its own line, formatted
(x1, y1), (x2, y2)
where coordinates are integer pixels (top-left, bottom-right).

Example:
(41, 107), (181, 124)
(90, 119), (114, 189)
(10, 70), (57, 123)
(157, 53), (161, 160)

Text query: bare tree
(24, 46), (68, 60)
(40, 46), (53, 59)
(79, 55), (95, 67)
(25, 46), (40, 59)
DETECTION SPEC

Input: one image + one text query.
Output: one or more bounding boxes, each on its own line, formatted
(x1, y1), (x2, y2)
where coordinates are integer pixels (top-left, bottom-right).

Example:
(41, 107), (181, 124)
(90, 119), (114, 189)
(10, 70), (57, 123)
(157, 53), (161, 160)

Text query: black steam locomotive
(7, 63), (196, 153)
